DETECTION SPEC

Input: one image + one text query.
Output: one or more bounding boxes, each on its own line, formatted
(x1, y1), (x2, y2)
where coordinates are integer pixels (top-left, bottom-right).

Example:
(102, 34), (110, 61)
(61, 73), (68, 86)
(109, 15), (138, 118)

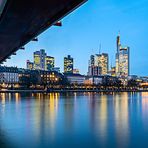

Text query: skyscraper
(115, 34), (121, 75)
(39, 49), (46, 70)
(45, 56), (55, 71)
(118, 46), (130, 77)
(88, 55), (101, 76)
(34, 49), (46, 70)
(98, 53), (109, 75)
(26, 60), (34, 70)
(64, 55), (73, 73)
(88, 53), (108, 76)
(115, 34), (130, 77)
(34, 51), (40, 70)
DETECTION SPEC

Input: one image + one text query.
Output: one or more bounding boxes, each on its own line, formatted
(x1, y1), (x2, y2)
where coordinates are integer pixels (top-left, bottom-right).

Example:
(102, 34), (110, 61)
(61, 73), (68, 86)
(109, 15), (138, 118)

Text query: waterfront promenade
(0, 89), (147, 93)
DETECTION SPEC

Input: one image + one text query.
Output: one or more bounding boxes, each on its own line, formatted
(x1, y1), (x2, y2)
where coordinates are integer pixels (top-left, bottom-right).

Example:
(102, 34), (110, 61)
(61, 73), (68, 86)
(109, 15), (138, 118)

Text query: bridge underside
(0, 0), (86, 62)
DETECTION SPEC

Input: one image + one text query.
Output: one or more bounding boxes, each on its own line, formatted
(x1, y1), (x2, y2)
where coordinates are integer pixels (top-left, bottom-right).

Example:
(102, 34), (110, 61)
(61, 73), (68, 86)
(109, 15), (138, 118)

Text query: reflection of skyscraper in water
(1, 93), (6, 109)
(98, 95), (108, 142)
(48, 93), (59, 138)
(15, 93), (20, 101)
(142, 92), (148, 125)
(32, 93), (59, 143)
(63, 94), (75, 132)
(89, 94), (108, 146)
(114, 92), (129, 147)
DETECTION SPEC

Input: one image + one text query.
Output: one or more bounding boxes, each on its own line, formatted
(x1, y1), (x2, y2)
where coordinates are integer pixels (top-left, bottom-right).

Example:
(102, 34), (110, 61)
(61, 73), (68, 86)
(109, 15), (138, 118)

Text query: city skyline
(2, 0), (148, 76)
(14, 34), (129, 77)
(3, 1), (148, 148)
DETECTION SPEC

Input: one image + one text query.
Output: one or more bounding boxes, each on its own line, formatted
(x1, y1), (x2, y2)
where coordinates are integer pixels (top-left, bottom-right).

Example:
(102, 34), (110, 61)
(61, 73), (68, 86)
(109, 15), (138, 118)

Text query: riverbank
(0, 89), (148, 93)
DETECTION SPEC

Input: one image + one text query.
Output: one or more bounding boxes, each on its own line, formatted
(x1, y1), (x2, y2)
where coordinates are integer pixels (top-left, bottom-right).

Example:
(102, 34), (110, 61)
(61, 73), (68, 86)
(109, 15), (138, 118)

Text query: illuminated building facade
(28, 49), (56, 71)
(40, 49), (46, 70)
(40, 71), (63, 86)
(110, 66), (116, 77)
(98, 53), (109, 75)
(88, 55), (101, 76)
(0, 66), (19, 84)
(115, 34), (130, 77)
(88, 66), (101, 76)
(115, 34), (121, 75)
(64, 55), (73, 73)
(34, 51), (41, 70)
(85, 76), (103, 85)
(88, 53), (108, 76)
(34, 49), (47, 70)
(26, 60), (34, 70)
(64, 73), (85, 84)
(118, 47), (130, 77)
(90, 55), (95, 66)
(45, 56), (55, 71)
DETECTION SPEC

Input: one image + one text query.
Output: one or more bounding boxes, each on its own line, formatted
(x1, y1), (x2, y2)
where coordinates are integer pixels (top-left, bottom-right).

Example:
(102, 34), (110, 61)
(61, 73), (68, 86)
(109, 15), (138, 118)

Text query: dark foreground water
(0, 92), (148, 148)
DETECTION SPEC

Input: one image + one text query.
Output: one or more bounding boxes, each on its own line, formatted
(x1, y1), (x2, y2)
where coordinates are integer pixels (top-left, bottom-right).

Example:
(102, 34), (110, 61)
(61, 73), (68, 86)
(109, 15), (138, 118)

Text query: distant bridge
(0, 0), (86, 63)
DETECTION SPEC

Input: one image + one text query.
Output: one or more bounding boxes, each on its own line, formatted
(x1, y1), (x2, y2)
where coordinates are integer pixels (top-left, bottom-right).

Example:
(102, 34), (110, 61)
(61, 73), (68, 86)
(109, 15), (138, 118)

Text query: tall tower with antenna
(99, 43), (101, 54)
(117, 31), (121, 52)
(115, 31), (121, 76)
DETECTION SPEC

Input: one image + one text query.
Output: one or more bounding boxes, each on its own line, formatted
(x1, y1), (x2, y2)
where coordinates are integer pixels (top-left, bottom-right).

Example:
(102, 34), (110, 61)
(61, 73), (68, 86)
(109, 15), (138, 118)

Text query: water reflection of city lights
(8, 93), (11, 102)
(98, 95), (107, 141)
(74, 92), (77, 100)
(0, 93), (6, 114)
(114, 92), (129, 147)
(141, 92), (148, 98)
(15, 93), (20, 105)
(1, 93), (5, 105)
(48, 93), (59, 140)
(142, 92), (148, 112)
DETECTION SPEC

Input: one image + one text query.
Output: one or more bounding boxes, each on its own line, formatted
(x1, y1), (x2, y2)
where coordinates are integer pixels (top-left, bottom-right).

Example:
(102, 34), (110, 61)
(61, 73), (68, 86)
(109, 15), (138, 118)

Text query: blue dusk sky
(4, 0), (148, 76)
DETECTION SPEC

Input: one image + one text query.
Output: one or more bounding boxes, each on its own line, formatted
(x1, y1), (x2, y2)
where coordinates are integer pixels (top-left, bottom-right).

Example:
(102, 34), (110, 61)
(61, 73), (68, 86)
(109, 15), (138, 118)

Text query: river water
(0, 92), (148, 148)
